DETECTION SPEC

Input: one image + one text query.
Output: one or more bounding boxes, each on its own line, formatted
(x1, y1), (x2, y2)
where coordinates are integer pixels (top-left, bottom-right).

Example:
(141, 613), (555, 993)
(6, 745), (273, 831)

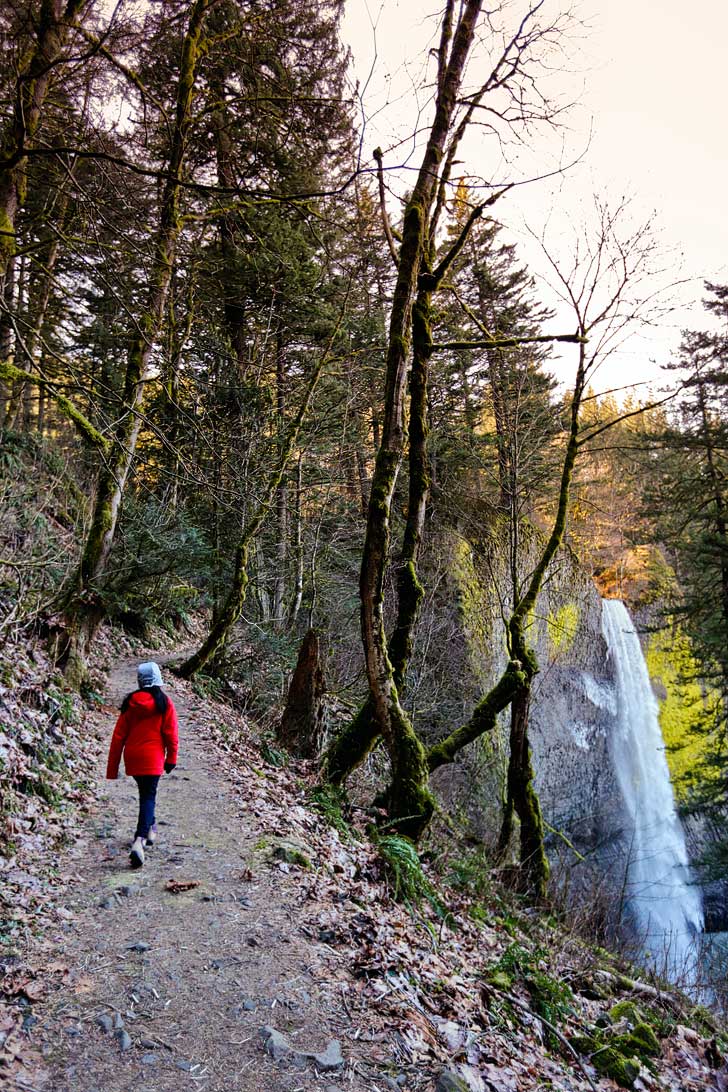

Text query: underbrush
(0, 429), (84, 640)
(0, 634), (102, 944)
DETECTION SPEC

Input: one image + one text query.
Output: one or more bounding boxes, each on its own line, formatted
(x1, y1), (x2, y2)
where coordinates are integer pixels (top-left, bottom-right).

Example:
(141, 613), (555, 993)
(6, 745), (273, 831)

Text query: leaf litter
(0, 629), (726, 1091)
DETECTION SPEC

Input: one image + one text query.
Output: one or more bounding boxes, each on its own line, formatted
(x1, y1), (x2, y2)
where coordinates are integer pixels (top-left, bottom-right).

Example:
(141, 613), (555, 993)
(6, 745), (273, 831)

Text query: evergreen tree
(644, 283), (728, 823)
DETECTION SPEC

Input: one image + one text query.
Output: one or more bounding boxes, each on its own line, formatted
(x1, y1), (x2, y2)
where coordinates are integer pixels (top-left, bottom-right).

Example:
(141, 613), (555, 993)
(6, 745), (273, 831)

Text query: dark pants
(133, 775), (160, 839)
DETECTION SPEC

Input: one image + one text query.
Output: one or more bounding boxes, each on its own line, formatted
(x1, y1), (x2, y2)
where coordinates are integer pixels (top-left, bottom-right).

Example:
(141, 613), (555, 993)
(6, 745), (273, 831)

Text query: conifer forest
(1, 2), (728, 1090)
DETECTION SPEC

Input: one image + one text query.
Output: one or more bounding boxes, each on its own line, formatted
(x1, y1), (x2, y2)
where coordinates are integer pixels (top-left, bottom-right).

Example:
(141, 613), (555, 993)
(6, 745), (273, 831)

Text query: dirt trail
(33, 656), (373, 1092)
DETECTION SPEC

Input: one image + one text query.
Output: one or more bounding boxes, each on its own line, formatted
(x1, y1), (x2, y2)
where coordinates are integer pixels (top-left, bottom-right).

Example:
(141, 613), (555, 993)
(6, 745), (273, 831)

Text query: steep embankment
(1, 638), (727, 1092)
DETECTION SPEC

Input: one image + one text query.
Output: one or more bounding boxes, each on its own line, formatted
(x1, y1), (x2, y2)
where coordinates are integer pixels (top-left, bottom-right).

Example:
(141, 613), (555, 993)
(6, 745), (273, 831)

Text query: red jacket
(106, 691), (179, 778)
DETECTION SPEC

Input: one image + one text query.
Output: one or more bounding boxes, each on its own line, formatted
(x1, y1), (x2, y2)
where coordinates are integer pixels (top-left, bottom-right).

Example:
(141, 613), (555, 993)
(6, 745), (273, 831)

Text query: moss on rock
(628, 1022), (660, 1057)
(546, 602), (580, 657)
(609, 1000), (643, 1025)
(592, 1047), (641, 1088)
(569, 1033), (598, 1055)
(486, 969), (513, 991)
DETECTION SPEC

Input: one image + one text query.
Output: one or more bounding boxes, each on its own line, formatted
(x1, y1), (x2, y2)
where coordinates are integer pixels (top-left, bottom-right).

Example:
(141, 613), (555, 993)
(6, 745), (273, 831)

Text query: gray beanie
(137, 661), (163, 689)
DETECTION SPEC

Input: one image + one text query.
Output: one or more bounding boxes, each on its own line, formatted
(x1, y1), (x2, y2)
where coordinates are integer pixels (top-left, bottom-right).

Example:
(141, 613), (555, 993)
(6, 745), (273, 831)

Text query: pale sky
(341, 1), (728, 397)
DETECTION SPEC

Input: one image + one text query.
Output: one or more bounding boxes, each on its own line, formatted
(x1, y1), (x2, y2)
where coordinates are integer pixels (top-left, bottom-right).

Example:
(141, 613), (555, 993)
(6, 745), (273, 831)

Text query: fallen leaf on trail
(164, 879), (200, 894)
(1, 972), (45, 1003)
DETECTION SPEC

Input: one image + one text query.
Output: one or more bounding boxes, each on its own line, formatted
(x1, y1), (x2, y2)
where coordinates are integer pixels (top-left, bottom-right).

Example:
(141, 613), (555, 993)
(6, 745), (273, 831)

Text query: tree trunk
(272, 331), (287, 626)
(326, 286), (434, 785)
(497, 684), (548, 898)
(287, 453), (304, 627)
(357, 1), (483, 838)
(277, 628), (327, 758)
(214, 103), (247, 375)
(0, 0), (88, 291)
(178, 346), (328, 678)
(58, 0), (214, 683)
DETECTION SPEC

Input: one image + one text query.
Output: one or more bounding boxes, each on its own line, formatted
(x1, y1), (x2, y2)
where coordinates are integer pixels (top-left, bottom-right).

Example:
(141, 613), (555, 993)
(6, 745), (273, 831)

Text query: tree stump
(278, 629), (327, 759)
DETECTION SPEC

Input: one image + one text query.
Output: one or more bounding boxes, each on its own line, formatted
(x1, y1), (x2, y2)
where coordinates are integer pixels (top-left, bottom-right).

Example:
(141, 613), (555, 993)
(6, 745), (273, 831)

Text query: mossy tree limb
(427, 660), (526, 770)
(0, 361), (108, 449)
(324, 695), (378, 785)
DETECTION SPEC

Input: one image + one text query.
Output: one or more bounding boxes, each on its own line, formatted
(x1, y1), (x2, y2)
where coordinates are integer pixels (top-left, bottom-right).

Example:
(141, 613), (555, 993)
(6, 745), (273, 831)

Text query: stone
(592, 1048), (640, 1089)
(609, 1001), (643, 1026)
(112, 1013), (124, 1030)
(435, 1070), (471, 1092)
(312, 1041), (344, 1072)
(95, 1014), (113, 1033)
(99, 896), (117, 910)
(115, 1030), (132, 1052)
(141, 1054), (158, 1065)
(318, 928), (339, 944)
(127, 942), (150, 953)
(260, 1026), (291, 1063)
(259, 1026), (344, 1072)
(175, 1059), (194, 1071)
(271, 841), (312, 869)
(242, 1000), (256, 1011)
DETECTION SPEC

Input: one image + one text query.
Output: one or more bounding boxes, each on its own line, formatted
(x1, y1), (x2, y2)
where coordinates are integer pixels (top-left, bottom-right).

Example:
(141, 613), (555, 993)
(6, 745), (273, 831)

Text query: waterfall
(601, 598), (704, 978)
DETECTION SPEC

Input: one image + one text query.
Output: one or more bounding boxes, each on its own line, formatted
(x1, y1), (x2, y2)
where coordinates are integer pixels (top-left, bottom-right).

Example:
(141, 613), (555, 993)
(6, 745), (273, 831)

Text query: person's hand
(164, 762), (176, 774)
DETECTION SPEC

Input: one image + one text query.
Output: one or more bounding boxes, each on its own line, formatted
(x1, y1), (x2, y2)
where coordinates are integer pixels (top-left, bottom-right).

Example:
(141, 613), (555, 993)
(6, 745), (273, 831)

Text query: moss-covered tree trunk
(272, 330), (288, 627)
(497, 344), (585, 897)
(497, 684), (548, 895)
(324, 286), (433, 785)
(0, 0), (88, 419)
(356, 1), (484, 838)
(14, 198), (67, 428)
(58, 0), (213, 684)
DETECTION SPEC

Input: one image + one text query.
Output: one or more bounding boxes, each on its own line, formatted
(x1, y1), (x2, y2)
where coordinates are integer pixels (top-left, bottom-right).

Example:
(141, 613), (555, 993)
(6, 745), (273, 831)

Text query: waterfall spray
(601, 599), (703, 980)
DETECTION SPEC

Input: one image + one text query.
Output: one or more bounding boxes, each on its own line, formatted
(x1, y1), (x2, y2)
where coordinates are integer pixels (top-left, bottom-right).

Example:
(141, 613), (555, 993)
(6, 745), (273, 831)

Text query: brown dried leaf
(164, 879), (200, 894)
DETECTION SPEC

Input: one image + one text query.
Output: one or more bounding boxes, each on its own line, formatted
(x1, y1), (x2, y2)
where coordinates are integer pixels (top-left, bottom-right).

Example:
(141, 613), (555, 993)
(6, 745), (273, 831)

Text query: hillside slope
(1, 639), (726, 1092)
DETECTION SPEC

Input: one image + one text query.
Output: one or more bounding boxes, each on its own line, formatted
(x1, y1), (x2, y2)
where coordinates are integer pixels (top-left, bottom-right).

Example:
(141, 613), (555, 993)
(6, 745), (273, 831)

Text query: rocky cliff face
(682, 810), (728, 932)
(418, 527), (630, 871)
(417, 523), (722, 936)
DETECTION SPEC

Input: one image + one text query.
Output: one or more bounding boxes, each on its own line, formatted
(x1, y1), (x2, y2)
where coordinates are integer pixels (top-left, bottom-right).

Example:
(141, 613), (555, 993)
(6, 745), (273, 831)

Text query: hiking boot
(144, 823), (158, 848)
(129, 837), (145, 869)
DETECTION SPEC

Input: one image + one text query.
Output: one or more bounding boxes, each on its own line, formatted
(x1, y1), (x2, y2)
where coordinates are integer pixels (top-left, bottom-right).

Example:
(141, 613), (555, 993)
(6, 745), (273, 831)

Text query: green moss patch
(592, 1047), (641, 1088)
(546, 602), (580, 657)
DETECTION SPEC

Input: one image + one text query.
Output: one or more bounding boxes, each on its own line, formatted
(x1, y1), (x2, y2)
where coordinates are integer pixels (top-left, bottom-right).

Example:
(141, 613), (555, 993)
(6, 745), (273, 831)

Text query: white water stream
(601, 598), (704, 978)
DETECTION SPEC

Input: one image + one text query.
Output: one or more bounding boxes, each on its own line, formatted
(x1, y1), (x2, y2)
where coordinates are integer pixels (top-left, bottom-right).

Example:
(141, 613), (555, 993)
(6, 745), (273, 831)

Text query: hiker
(106, 661), (179, 869)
